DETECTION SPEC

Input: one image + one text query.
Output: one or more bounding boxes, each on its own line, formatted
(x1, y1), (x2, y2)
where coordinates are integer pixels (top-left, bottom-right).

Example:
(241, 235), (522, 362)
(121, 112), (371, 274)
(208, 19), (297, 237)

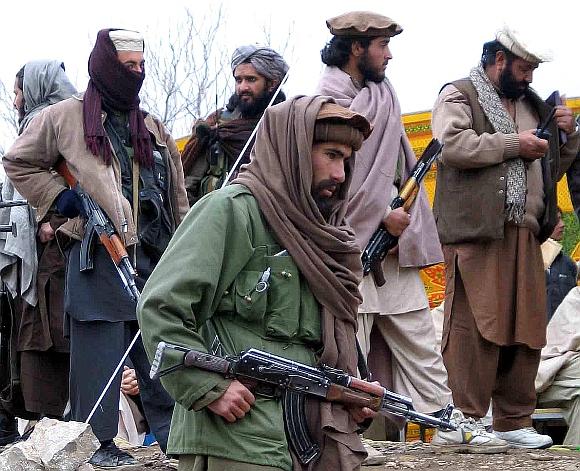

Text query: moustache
(314, 180), (340, 197)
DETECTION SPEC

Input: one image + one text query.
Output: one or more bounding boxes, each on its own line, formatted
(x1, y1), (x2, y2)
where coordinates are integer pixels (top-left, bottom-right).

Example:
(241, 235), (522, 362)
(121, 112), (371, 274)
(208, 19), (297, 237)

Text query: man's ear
(267, 79), (280, 93)
(351, 41), (365, 58)
(495, 50), (506, 69)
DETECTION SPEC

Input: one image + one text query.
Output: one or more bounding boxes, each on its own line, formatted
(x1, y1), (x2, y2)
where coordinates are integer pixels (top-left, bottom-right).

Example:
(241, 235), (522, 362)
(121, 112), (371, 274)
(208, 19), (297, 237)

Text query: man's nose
(384, 46), (392, 61)
(331, 162), (346, 183)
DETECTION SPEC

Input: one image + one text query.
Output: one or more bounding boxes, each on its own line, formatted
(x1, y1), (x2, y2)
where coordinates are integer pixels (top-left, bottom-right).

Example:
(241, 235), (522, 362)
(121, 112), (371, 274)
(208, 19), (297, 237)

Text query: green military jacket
(137, 184), (321, 470)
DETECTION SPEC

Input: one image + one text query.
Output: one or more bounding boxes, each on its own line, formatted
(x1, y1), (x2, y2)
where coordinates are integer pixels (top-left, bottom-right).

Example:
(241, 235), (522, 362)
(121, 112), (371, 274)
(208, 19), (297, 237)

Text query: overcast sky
(1, 0), (579, 152)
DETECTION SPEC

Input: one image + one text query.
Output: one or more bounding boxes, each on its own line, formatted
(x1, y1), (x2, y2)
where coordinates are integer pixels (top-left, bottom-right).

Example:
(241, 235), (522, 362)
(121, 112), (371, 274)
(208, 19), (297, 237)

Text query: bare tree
(0, 78), (19, 145)
(141, 6), (232, 137)
(261, 19), (296, 61)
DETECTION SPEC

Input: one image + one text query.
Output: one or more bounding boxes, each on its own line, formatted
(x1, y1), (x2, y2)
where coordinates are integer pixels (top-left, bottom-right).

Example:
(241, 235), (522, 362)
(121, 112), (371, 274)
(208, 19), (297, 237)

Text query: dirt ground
(111, 439), (580, 471)
(4, 439), (580, 470)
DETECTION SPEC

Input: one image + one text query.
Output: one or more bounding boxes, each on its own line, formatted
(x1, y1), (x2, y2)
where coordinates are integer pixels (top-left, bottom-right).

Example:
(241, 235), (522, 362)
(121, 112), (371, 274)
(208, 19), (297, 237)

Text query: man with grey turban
(181, 45), (288, 205)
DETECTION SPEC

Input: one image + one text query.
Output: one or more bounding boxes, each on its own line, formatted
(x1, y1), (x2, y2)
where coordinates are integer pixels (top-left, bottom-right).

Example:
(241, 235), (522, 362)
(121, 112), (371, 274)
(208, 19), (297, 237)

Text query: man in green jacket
(138, 96), (375, 470)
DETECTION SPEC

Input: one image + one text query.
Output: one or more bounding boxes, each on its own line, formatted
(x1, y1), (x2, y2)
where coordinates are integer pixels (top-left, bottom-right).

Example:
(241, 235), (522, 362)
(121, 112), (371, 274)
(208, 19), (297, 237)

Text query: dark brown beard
(312, 180), (341, 220)
(358, 52), (385, 83)
(500, 62), (529, 100)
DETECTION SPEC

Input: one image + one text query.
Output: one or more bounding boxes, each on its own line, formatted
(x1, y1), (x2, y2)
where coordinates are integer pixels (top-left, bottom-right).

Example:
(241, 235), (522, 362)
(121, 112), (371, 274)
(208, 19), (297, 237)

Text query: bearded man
(137, 96), (379, 471)
(181, 45), (288, 205)
(316, 11), (508, 452)
(432, 27), (580, 448)
(4, 29), (189, 467)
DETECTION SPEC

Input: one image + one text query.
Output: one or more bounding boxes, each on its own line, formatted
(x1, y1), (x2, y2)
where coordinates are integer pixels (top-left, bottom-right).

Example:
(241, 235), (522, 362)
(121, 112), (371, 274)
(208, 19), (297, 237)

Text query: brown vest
(434, 78), (560, 244)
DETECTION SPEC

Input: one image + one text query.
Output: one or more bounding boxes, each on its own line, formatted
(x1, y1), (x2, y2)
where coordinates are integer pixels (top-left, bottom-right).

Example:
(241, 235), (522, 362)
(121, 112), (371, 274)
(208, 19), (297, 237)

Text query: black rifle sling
(356, 337), (371, 381)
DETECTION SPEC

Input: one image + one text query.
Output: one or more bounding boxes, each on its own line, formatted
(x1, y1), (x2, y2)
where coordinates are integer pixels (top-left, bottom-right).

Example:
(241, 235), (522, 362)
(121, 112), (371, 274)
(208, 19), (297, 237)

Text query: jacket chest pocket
(264, 255), (300, 339)
(233, 269), (268, 321)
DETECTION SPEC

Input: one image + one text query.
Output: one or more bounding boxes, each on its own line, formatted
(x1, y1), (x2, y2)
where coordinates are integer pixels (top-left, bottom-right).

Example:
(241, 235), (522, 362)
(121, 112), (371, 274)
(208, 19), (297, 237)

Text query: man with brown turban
(137, 96), (378, 470)
(181, 45), (288, 206)
(3, 29), (189, 467)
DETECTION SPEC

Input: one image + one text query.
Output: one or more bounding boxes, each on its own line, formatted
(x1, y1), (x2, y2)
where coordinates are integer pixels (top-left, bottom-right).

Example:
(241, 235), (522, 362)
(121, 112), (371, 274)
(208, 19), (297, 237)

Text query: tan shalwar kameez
(432, 84), (580, 431)
(316, 66), (451, 420)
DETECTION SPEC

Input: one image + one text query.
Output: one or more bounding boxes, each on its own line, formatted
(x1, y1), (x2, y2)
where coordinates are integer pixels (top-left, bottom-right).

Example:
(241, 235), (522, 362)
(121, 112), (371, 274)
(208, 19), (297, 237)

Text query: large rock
(0, 418), (100, 471)
(32, 418), (100, 470)
(0, 439), (44, 470)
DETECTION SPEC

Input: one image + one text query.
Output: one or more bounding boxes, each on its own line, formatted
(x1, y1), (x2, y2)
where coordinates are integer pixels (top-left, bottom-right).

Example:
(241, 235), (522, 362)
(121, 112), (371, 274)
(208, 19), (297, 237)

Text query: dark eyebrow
(326, 147), (349, 158)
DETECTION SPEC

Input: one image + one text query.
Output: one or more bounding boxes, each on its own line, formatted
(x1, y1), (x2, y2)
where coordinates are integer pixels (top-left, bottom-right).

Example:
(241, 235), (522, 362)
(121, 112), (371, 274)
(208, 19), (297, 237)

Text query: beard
(16, 106), (25, 124)
(232, 87), (276, 118)
(499, 64), (529, 99)
(312, 179), (342, 220)
(358, 52), (386, 83)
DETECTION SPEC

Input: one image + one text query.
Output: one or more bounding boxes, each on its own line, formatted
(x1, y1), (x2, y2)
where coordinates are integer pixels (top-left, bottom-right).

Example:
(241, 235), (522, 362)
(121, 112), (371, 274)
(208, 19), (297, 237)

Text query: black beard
(231, 88), (276, 118)
(17, 107), (25, 124)
(358, 52), (385, 83)
(312, 180), (341, 220)
(499, 65), (529, 100)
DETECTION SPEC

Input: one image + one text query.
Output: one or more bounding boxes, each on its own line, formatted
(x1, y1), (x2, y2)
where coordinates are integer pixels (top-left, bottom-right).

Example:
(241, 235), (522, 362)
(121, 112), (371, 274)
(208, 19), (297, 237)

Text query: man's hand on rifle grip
(383, 207), (410, 237)
(207, 379), (256, 423)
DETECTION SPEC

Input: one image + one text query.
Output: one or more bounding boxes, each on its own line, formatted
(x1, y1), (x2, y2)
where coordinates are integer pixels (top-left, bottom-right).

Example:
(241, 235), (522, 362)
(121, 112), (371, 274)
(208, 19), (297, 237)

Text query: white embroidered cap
(496, 26), (552, 64)
(109, 30), (144, 52)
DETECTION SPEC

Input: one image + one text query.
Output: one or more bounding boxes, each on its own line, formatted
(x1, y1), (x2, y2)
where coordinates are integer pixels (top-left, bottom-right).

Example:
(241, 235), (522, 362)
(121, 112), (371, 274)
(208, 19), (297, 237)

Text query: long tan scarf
(234, 95), (366, 470)
(316, 66), (442, 268)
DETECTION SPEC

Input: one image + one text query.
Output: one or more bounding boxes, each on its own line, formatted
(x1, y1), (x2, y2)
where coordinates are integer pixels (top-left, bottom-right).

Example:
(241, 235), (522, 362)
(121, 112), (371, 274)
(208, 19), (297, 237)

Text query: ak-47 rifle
(150, 342), (456, 465)
(56, 160), (140, 302)
(361, 138), (443, 286)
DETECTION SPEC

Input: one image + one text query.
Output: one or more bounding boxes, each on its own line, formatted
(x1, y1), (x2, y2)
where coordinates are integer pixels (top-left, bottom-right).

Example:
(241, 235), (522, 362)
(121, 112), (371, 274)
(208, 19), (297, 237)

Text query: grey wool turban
(231, 45), (289, 82)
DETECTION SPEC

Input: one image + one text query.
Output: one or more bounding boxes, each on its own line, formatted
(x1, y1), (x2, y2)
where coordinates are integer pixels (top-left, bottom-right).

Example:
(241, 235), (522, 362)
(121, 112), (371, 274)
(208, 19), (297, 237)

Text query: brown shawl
(317, 66), (442, 268)
(181, 112), (258, 177)
(234, 95), (366, 470)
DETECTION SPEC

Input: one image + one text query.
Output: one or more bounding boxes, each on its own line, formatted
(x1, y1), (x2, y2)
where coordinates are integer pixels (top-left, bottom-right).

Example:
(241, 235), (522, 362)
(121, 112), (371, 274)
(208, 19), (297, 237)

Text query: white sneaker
(494, 427), (553, 449)
(431, 408), (509, 454)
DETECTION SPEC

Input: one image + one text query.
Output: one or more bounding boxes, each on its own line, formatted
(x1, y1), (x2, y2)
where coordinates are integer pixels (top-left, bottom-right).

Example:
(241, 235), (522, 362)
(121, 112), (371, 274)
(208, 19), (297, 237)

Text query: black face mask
(499, 62), (529, 100)
(358, 51), (385, 84)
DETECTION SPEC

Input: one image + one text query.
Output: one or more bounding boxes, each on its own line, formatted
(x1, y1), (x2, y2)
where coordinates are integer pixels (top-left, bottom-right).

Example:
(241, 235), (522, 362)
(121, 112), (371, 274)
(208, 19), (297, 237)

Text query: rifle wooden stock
(99, 233), (127, 265)
(56, 159), (76, 188)
(326, 383), (383, 411)
(361, 139), (443, 285)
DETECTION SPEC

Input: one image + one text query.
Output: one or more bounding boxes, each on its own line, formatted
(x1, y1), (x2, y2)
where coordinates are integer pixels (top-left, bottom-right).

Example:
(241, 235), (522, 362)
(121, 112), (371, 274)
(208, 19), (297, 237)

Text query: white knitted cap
(109, 30), (144, 52)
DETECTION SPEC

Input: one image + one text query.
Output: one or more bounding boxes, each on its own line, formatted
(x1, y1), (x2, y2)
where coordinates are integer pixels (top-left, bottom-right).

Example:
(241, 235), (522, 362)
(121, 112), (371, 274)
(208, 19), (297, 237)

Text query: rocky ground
(97, 439), (580, 470)
(4, 438), (580, 470)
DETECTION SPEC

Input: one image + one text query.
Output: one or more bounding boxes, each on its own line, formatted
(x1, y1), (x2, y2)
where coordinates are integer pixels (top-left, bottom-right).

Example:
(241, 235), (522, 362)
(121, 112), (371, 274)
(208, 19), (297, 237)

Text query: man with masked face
(432, 27), (580, 448)
(181, 45), (288, 206)
(138, 97), (376, 471)
(4, 29), (189, 467)
(316, 11), (508, 452)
